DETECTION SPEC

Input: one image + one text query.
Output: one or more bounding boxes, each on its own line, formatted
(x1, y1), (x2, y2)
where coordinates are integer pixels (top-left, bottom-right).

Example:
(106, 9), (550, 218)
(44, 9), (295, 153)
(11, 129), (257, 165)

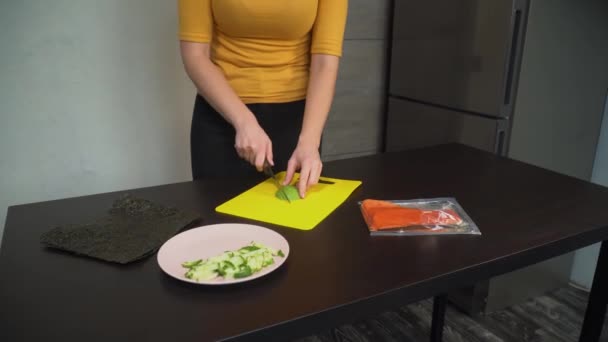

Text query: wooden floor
(296, 285), (608, 342)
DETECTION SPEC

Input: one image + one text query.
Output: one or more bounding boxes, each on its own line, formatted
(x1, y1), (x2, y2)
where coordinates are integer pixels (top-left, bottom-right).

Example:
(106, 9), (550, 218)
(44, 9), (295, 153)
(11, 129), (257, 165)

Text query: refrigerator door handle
(502, 0), (530, 115)
(495, 118), (510, 157)
(504, 5), (523, 105)
(495, 129), (506, 156)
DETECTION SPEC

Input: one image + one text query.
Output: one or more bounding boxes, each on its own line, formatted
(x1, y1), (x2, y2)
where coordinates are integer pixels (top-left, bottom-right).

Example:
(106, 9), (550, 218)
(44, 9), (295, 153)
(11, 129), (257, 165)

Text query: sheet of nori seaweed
(40, 194), (201, 264)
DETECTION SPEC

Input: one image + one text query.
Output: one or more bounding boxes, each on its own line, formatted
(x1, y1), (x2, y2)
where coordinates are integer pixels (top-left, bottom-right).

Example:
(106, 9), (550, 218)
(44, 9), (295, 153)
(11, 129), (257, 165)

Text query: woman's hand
(234, 117), (273, 171)
(284, 141), (323, 198)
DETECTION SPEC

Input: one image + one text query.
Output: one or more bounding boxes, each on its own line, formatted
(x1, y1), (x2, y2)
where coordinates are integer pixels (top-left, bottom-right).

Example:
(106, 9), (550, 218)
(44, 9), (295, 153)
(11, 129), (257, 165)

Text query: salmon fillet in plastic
(361, 199), (463, 230)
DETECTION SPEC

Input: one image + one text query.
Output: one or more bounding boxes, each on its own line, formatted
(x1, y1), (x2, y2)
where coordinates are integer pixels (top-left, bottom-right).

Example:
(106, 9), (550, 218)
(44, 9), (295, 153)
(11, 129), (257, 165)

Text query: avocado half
(275, 185), (301, 201)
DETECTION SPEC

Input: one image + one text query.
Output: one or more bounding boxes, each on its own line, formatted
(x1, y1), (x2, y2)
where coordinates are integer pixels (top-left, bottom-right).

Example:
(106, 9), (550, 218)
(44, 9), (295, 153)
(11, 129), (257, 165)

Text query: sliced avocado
(275, 185), (301, 201)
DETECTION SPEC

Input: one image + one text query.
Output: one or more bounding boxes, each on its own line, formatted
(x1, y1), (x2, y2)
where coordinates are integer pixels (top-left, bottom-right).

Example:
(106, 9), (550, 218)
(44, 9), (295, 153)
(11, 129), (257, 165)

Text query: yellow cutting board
(215, 172), (362, 230)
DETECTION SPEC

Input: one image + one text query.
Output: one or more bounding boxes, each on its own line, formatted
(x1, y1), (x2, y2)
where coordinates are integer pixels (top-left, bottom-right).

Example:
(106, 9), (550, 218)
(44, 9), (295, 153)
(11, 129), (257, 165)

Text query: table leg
(430, 294), (447, 342)
(579, 241), (608, 342)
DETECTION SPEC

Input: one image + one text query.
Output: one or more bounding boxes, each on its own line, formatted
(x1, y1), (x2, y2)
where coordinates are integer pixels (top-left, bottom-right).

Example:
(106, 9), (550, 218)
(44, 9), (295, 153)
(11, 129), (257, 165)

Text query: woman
(178, 0), (348, 198)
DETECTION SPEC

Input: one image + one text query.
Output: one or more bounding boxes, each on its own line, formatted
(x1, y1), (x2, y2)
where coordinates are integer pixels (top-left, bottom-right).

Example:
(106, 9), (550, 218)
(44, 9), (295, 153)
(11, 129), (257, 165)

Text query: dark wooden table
(1, 144), (607, 342)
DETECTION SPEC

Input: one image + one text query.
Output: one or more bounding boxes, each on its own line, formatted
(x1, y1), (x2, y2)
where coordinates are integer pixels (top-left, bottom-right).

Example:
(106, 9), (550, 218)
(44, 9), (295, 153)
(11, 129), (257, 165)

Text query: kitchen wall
(570, 92), (608, 289)
(0, 0), (195, 246)
(321, 0), (391, 161)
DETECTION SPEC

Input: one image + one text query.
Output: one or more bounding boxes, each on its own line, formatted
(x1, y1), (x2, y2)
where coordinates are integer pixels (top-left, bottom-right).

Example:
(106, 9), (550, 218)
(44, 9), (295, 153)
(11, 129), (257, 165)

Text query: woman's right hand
(234, 117), (273, 171)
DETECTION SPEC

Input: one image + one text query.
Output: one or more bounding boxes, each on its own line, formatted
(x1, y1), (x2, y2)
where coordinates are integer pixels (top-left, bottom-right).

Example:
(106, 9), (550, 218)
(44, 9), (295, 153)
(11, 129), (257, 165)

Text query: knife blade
(263, 161), (291, 203)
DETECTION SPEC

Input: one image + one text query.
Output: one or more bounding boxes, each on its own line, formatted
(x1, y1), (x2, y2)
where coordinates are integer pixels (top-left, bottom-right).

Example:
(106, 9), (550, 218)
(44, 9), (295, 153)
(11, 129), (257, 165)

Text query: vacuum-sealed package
(359, 198), (480, 236)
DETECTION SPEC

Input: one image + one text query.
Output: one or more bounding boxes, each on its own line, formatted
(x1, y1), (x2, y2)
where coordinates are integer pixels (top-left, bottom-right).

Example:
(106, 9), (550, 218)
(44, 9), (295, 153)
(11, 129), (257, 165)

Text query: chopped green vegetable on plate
(181, 241), (285, 282)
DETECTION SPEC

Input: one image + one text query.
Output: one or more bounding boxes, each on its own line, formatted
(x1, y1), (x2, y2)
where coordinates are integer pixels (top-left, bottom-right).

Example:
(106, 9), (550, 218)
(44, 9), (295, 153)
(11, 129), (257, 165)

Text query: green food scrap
(275, 185), (301, 201)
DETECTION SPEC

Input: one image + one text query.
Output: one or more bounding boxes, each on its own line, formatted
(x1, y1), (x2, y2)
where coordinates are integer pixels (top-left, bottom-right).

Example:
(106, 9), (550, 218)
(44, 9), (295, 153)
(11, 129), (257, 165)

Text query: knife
(263, 160), (291, 203)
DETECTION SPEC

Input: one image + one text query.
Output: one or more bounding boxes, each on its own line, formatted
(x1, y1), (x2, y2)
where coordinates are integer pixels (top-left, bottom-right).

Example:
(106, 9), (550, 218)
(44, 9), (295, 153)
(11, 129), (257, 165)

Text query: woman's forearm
(180, 41), (257, 130)
(299, 54), (340, 149)
(283, 54), (340, 193)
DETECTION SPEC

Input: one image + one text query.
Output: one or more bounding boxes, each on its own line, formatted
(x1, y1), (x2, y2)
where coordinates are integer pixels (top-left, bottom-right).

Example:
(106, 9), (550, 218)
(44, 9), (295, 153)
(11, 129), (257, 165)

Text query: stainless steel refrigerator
(385, 0), (608, 314)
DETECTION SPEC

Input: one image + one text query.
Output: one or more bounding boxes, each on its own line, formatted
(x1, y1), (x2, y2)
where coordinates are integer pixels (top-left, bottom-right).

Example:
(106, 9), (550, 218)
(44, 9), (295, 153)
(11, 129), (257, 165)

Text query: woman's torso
(210, 0), (319, 103)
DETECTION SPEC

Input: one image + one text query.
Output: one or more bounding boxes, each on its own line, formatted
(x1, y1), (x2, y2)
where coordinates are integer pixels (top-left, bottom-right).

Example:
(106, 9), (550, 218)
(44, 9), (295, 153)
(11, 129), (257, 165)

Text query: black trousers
(190, 94), (305, 181)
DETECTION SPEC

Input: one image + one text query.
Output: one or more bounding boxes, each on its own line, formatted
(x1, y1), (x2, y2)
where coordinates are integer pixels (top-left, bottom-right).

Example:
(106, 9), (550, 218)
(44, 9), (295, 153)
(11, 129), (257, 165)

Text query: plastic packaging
(359, 198), (480, 236)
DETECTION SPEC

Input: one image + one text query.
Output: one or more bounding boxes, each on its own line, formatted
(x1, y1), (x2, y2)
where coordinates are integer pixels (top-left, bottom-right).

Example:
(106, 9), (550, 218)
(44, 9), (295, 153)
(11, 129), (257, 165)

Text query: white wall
(0, 1), (196, 246)
(570, 92), (608, 289)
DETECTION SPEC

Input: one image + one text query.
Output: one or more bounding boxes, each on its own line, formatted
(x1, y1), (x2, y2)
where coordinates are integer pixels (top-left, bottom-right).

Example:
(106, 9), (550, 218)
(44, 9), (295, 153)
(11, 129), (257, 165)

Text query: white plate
(157, 223), (289, 285)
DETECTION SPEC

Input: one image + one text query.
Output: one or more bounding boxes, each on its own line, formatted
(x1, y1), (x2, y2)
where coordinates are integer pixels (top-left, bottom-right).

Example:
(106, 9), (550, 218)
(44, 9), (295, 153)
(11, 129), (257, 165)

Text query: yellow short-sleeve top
(178, 0), (348, 104)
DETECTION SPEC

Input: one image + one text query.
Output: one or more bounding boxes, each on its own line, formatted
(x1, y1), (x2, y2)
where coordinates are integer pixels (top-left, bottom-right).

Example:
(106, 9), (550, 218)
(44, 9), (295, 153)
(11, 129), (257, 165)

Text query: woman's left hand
(283, 142), (323, 198)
